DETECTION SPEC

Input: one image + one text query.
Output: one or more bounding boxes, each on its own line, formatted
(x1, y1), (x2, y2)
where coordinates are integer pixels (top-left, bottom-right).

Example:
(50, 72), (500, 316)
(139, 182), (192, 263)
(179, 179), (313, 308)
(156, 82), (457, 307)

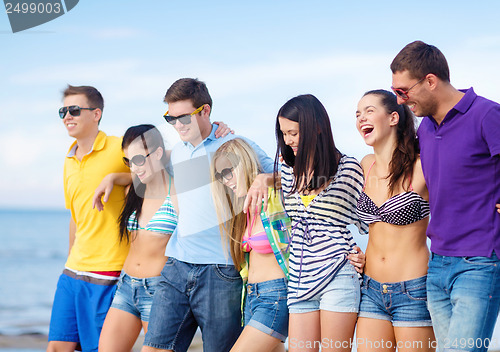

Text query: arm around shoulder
(92, 172), (132, 211)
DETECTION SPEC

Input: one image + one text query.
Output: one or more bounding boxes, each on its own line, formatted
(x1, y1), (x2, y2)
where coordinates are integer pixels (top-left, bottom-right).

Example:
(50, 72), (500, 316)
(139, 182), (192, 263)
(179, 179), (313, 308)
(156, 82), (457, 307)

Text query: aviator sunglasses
(163, 105), (204, 125)
(391, 76), (426, 101)
(59, 105), (97, 119)
(123, 151), (154, 168)
(214, 167), (234, 183)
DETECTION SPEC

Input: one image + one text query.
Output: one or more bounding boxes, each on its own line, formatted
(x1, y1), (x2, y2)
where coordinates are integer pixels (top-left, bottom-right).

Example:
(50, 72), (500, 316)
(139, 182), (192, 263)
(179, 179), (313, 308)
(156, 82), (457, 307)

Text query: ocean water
(2, 209), (500, 351)
(0, 209), (68, 337)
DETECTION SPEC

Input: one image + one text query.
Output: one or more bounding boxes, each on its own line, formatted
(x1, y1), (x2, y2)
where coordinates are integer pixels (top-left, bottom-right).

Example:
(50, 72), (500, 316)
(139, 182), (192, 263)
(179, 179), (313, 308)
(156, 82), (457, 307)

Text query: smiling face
(166, 100), (211, 146)
(356, 94), (398, 147)
(214, 156), (246, 198)
(124, 140), (162, 185)
(278, 117), (300, 155)
(392, 70), (438, 118)
(61, 94), (100, 140)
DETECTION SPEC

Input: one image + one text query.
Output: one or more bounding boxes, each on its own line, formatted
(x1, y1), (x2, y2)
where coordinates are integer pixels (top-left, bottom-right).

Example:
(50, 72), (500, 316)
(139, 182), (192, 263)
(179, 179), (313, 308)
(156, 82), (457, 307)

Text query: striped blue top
(281, 155), (368, 304)
(127, 195), (178, 236)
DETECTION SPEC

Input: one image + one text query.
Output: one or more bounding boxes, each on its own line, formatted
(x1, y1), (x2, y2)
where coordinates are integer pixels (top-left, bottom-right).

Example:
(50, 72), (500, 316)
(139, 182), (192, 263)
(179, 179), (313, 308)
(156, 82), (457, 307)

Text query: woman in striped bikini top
(355, 90), (435, 349)
(97, 124), (178, 351)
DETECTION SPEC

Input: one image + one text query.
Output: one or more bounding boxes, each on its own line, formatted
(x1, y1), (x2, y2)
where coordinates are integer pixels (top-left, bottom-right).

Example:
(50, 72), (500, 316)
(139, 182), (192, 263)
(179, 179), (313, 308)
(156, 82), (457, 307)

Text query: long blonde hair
(211, 139), (262, 270)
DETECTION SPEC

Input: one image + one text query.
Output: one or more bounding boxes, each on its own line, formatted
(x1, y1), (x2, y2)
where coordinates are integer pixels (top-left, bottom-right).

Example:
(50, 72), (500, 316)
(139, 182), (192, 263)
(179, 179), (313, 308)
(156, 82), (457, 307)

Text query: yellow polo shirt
(63, 131), (130, 271)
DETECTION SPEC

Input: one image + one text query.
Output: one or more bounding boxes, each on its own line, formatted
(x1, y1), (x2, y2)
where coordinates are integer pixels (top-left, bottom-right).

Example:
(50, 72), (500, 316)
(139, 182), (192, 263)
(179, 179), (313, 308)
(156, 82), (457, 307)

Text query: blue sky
(1, 0), (500, 209)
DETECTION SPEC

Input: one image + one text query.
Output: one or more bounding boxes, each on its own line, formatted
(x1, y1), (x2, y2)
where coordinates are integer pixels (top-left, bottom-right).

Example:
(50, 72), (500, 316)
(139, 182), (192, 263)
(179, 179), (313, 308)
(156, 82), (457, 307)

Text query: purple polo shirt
(417, 88), (500, 257)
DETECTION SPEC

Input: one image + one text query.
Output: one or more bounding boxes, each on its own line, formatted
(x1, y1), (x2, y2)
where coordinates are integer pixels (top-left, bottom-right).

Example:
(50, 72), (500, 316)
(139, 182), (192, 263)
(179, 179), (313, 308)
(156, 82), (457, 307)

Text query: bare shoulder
(412, 156), (428, 199)
(359, 154), (375, 174)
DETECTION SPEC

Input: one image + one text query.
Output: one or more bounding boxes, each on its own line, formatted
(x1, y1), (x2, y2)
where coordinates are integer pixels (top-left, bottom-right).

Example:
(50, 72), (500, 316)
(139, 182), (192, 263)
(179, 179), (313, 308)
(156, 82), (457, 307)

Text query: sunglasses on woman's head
(59, 105), (97, 119)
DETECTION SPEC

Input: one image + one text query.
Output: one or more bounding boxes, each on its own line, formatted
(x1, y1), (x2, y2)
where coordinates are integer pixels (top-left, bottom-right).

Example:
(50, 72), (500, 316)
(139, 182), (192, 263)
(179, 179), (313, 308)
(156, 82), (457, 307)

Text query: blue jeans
(144, 257), (243, 352)
(427, 252), (500, 352)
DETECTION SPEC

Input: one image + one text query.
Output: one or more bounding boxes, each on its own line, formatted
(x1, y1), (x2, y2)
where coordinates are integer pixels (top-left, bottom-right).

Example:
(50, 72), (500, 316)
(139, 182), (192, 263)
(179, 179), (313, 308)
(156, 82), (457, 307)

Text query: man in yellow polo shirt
(47, 85), (130, 352)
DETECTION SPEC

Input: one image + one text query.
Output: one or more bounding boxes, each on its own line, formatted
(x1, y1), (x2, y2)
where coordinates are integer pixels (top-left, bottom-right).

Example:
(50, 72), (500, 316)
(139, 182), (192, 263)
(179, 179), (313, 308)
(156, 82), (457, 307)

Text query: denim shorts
(358, 274), (432, 327)
(288, 263), (360, 314)
(110, 272), (162, 322)
(244, 278), (288, 342)
(48, 271), (117, 351)
(144, 257), (243, 352)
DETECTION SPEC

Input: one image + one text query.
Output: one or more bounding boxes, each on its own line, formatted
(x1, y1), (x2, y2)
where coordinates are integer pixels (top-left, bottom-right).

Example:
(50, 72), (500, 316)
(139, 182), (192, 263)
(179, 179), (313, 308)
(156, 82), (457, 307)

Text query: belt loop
(401, 280), (406, 293)
(365, 276), (370, 288)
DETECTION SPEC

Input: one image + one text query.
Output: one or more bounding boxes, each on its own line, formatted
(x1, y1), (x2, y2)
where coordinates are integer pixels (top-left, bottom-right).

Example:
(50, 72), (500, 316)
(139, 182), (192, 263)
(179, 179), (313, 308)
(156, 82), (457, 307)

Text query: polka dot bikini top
(356, 161), (430, 226)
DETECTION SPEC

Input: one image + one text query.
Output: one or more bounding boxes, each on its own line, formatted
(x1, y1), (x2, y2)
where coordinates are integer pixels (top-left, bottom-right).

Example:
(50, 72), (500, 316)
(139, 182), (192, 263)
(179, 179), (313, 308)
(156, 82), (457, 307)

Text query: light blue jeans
(427, 252), (500, 352)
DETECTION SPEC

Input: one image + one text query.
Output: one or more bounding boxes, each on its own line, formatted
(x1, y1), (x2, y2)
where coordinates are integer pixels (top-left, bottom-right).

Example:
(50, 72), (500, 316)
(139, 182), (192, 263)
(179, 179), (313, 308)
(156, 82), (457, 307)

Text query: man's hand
(213, 121), (234, 138)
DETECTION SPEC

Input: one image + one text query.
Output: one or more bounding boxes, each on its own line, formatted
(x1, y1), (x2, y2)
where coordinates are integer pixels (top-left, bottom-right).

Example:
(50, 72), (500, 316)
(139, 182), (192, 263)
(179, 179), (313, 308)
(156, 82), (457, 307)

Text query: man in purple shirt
(391, 41), (500, 351)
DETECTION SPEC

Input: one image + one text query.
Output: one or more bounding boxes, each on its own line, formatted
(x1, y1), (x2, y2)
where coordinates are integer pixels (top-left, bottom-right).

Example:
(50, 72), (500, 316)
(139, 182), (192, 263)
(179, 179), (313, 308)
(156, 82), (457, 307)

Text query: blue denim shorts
(144, 257), (243, 352)
(110, 272), (162, 322)
(358, 274), (432, 327)
(244, 278), (288, 342)
(288, 263), (360, 314)
(48, 271), (117, 351)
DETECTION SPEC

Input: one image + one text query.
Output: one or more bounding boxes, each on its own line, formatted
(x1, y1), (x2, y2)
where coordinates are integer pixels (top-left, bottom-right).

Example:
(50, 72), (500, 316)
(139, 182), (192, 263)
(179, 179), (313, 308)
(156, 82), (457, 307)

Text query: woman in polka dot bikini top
(354, 90), (435, 351)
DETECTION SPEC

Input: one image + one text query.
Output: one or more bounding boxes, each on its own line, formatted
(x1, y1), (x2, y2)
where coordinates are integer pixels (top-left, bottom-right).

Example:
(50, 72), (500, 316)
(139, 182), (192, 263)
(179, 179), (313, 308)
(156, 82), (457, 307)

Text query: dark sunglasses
(59, 105), (97, 119)
(123, 151), (153, 168)
(391, 77), (426, 101)
(163, 105), (204, 125)
(214, 167), (234, 183)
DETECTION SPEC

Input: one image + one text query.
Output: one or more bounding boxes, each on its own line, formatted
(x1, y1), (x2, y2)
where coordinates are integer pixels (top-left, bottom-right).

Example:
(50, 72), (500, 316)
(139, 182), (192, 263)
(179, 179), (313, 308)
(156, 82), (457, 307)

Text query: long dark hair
(118, 124), (168, 243)
(274, 94), (340, 193)
(364, 90), (418, 195)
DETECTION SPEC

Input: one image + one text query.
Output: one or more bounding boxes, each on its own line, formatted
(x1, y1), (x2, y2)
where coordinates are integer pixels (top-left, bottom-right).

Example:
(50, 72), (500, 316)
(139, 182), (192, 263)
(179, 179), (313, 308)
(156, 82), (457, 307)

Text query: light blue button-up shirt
(165, 124), (274, 264)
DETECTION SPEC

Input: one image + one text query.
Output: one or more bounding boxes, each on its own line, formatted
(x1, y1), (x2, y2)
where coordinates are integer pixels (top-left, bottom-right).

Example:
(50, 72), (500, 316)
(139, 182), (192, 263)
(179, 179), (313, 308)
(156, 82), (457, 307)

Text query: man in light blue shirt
(143, 78), (274, 352)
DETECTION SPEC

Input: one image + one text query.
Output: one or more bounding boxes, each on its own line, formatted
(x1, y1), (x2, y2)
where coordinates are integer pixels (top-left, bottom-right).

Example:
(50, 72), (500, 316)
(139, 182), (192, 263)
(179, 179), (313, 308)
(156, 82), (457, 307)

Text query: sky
(1, 0), (500, 209)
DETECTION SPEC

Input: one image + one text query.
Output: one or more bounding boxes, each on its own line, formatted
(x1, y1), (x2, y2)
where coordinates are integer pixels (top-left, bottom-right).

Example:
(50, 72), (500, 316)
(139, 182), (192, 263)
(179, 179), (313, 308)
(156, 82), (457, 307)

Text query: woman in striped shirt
(276, 94), (367, 352)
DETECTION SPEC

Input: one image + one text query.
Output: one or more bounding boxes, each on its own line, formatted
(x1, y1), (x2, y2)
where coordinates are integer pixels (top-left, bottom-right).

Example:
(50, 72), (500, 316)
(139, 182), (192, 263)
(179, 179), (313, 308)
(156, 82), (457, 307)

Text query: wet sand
(0, 333), (203, 351)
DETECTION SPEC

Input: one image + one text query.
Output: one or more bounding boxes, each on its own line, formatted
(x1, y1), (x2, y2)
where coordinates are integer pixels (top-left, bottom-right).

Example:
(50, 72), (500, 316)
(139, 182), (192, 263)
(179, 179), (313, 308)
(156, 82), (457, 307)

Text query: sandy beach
(0, 334), (203, 351)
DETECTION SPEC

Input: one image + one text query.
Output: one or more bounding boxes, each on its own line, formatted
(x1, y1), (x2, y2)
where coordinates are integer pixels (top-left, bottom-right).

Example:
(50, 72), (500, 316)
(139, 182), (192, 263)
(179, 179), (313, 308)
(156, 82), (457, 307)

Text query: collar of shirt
(66, 130), (107, 157)
(428, 87), (476, 126)
(181, 123), (218, 151)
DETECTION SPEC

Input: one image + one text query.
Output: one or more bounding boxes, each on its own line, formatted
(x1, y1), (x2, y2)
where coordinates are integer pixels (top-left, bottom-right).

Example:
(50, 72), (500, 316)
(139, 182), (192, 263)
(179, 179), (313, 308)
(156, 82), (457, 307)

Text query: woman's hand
(92, 174), (116, 211)
(92, 173), (132, 211)
(348, 245), (366, 274)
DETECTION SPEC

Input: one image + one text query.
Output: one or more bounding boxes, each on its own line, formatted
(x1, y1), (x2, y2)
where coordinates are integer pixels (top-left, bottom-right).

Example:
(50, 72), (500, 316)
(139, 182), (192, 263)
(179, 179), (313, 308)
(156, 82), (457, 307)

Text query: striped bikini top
(356, 161), (430, 226)
(127, 177), (178, 236)
(242, 212), (273, 254)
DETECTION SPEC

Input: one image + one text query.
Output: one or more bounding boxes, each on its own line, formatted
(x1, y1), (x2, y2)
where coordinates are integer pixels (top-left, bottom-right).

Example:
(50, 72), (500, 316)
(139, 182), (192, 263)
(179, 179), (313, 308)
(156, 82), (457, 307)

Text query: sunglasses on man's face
(163, 105), (204, 125)
(123, 151), (154, 168)
(59, 105), (97, 119)
(391, 77), (426, 101)
(214, 167), (234, 183)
